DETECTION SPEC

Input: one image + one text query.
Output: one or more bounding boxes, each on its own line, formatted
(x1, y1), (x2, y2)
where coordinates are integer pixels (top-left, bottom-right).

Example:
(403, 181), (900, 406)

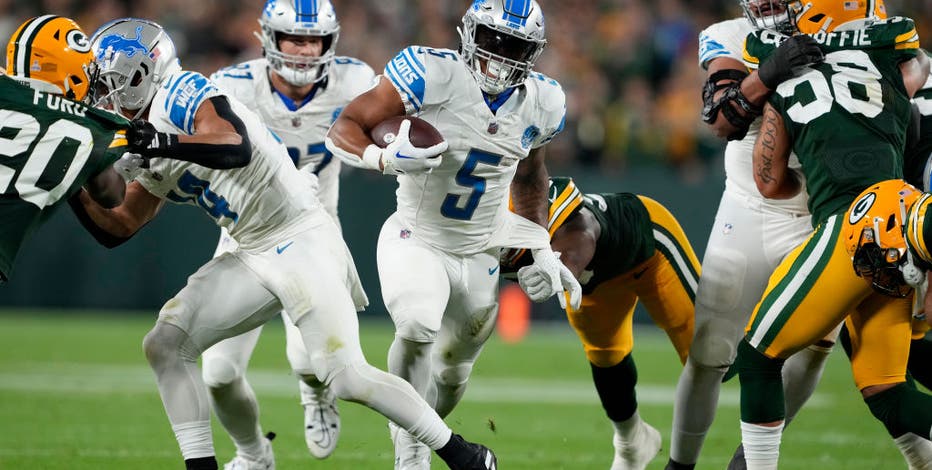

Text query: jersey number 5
(441, 149), (503, 221)
(0, 110), (93, 209)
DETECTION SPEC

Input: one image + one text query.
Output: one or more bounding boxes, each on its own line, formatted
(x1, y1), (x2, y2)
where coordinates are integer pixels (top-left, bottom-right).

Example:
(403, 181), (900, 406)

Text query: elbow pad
(702, 69), (762, 141)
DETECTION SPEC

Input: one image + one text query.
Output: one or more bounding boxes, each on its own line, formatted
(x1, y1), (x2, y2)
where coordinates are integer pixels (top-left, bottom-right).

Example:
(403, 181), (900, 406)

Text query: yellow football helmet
(844, 179), (921, 297)
(5, 15), (96, 102)
(790, 0), (887, 35)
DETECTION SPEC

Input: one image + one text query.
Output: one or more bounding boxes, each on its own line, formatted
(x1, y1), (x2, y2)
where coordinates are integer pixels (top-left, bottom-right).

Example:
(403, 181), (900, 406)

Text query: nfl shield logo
(292, 117), (302, 127)
(843, 1), (858, 9)
(400, 229), (411, 239)
(487, 121), (499, 135)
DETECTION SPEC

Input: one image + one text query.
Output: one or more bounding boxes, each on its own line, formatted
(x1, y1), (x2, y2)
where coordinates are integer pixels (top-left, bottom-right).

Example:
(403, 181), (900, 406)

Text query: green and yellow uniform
(742, 17), (919, 390)
(503, 177), (700, 366)
(0, 75), (128, 281)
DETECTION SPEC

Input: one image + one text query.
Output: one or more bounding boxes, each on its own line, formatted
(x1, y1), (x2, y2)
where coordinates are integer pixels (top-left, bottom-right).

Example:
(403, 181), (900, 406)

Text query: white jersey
(135, 69), (324, 251)
(210, 57), (375, 219)
(699, 18), (809, 214)
(383, 46), (565, 255)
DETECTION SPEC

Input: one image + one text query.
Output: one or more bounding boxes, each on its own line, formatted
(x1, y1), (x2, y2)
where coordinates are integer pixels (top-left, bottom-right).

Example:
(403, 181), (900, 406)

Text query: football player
(199, 0), (375, 462)
(736, 3), (931, 468)
(326, 1), (580, 467)
(668, 1), (839, 468)
(501, 177), (700, 470)
(0, 15), (128, 284)
(74, 17), (497, 470)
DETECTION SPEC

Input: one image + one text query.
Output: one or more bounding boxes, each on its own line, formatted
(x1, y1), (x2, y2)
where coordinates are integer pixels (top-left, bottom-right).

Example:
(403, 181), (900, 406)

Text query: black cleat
(437, 434), (497, 470)
(664, 458), (696, 470)
(726, 443), (747, 470)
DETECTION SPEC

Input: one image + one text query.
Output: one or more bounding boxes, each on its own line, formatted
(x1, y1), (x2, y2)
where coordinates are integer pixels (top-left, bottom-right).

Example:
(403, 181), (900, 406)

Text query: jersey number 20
(0, 110), (93, 209)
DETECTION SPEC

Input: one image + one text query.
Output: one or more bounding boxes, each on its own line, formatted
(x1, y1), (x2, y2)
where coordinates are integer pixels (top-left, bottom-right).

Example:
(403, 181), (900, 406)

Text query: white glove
(112, 152), (147, 182)
(517, 249), (582, 311)
(363, 119), (446, 175)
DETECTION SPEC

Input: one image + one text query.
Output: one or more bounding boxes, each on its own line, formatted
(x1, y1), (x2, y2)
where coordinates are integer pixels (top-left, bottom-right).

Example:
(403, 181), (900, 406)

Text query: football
(369, 115), (444, 149)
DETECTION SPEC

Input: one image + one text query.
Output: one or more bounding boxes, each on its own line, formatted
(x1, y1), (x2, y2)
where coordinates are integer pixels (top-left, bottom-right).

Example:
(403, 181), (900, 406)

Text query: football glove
(758, 35), (824, 90)
(127, 119), (177, 156)
(363, 119), (446, 175)
(112, 152), (148, 182)
(518, 249), (582, 311)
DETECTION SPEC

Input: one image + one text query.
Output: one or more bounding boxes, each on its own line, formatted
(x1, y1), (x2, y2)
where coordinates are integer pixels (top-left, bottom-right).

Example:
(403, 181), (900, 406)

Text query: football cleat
(390, 421), (431, 470)
(611, 420), (662, 470)
(726, 443), (747, 470)
(301, 381), (340, 459)
(444, 434), (498, 470)
(223, 432), (276, 470)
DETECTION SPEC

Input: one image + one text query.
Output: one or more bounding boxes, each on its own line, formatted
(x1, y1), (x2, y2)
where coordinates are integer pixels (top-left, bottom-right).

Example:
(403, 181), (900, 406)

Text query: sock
(591, 355), (638, 422)
(864, 382), (932, 438)
(207, 376), (264, 459)
(670, 357), (728, 465)
(612, 410), (644, 442)
(782, 341), (832, 423)
(894, 432), (932, 469)
(172, 421), (215, 460)
(184, 456), (218, 470)
(908, 336), (932, 390)
(740, 421), (784, 470)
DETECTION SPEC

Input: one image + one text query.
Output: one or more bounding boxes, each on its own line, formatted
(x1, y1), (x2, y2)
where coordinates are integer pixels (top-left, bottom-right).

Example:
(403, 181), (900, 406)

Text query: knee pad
(142, 321), (198, 368)
(201, 355), (243, 389)
(689, 315), (743, 371)
(435, 362), (473, 387)
(393, 314), (440, 343)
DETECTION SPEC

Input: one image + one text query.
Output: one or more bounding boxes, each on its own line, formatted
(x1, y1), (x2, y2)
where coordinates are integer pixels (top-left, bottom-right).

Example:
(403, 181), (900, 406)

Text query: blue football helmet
(257, 0), (340, 87)
(90, 18), (180, 119)
(459, 0), (547, 95)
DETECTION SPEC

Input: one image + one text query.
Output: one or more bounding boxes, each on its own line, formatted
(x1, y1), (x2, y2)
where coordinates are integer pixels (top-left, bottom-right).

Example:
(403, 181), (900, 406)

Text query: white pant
(167, 213), (368, 384)
(377, 212), (500, 345)
(689, 188), (812, 367)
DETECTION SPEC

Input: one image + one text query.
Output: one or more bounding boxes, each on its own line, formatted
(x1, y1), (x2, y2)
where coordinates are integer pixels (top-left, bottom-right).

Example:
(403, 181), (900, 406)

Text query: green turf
(0, 310), (908, 469)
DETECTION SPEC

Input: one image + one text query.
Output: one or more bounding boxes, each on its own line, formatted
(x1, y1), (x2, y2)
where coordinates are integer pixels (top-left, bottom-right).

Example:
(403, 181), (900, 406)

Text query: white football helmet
(90, 18), (180, 119)
(459, 0), (547, 95)
(257, 0), (340, 87)
(739, 0), (795, 34)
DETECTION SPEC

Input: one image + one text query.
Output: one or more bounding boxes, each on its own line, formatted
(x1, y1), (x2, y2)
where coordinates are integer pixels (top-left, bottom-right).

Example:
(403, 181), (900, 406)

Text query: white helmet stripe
(15, 15), (56, 78)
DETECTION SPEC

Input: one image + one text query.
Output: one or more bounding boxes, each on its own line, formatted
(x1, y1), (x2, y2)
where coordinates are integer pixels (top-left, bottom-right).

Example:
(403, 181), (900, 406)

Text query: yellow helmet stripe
(11, 15), (56, 78)
(907, 193), (932, 263)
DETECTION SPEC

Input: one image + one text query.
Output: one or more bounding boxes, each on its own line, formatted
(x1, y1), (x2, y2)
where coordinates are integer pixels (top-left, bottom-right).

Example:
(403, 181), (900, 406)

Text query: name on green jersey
(30, 89), (88, 117)
(758, 29), (874, 49)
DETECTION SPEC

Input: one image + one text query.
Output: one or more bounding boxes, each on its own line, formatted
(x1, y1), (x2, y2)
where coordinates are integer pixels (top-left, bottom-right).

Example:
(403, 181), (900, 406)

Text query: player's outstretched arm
(753, 103), (800, 199)
(84, 167), (126, 209)
(68, 182), (164, 248)
(127, 96), (252, 170)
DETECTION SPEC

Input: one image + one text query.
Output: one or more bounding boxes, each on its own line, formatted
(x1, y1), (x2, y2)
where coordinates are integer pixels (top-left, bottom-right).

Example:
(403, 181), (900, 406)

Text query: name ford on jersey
(32, 89), (86, 117)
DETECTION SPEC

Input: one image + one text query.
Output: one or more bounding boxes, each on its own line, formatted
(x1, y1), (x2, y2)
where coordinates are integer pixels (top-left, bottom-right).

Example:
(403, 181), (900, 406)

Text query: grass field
(0, 310), (911, 469)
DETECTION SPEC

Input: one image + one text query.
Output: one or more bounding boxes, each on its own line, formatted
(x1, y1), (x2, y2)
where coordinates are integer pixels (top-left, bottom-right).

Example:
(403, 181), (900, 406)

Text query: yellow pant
(566, 196), (699, 367)
(746, 215), (913, 389)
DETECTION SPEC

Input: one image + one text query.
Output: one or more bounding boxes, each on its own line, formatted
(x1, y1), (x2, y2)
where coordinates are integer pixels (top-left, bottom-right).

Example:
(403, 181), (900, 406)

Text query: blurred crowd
(2, 0), (930, 179)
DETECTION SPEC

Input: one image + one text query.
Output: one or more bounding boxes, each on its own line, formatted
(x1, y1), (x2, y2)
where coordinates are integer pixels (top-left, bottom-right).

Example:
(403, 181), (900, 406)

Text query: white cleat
(301, 382), (340, 459)
(611, 421), (662, 470)
(223, 432), (275, 470)
(390, 421), (431, 470)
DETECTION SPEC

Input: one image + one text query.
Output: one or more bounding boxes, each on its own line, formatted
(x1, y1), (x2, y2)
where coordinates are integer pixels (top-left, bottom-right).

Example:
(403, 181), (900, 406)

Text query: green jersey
(744, 17), (920, 225)
(0, 75), (129, 281)
(501, 177), (654, 294)
(907, 54), (932, 189)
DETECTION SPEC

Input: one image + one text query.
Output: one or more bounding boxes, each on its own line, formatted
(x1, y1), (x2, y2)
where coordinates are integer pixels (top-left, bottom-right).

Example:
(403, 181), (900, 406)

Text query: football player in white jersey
(666, 2), (830, 469)
(73, 17), (497, 470)
(326, 0), (580, 467)
(199, 0), (375, 461)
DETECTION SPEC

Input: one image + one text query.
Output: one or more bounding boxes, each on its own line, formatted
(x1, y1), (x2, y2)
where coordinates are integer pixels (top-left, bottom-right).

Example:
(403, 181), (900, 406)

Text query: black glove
(127, 119), (175, 155)
(757, 35), (825, 90)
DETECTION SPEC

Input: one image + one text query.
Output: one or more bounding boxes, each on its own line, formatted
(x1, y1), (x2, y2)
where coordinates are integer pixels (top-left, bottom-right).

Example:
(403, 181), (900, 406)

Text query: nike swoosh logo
(488, 266), (499, 275)
(395, 151), (415, 159)
(276, 241), (294, 254)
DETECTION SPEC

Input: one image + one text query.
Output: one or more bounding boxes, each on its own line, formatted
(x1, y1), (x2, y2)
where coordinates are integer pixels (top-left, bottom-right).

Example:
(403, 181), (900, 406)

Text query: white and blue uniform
(377, 45), (561, 398)
(135, 68), (369, 378)
(201, 57), (374, 377)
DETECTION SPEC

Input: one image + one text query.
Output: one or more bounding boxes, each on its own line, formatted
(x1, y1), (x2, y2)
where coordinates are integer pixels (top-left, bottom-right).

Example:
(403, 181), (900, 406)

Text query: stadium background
(5, 0), (930, 317)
